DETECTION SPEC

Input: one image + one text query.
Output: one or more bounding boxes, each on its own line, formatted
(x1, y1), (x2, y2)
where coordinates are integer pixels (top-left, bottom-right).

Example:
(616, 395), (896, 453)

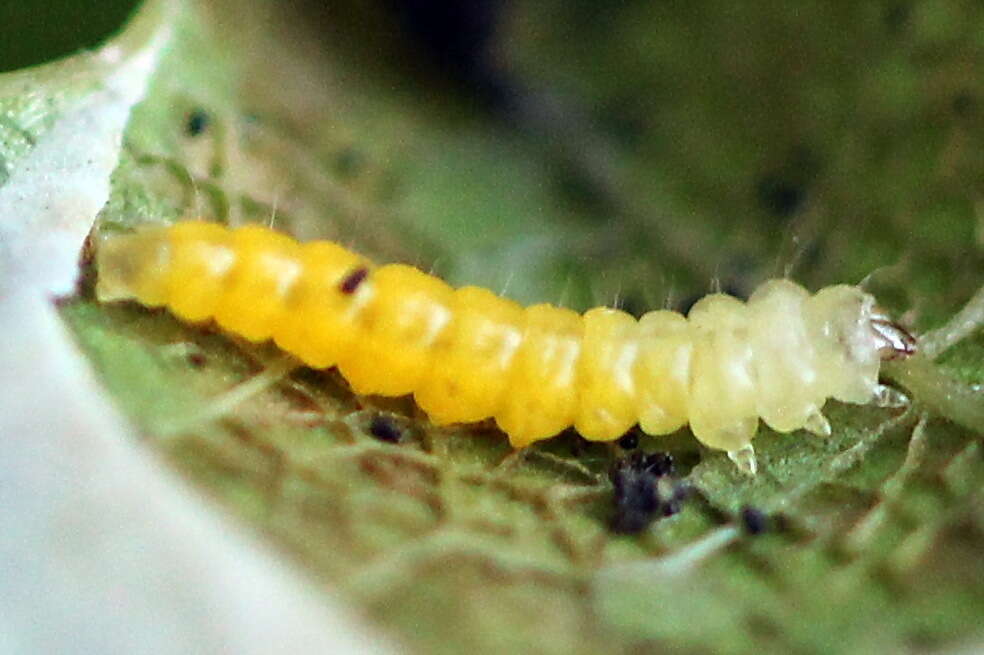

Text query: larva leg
(727, 444), (757, 477)
(802, 408), (832, 437)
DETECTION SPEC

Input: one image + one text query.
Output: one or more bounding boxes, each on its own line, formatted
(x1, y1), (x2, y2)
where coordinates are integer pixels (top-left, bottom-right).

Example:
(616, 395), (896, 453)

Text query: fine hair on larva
(94, 221), (918, 475)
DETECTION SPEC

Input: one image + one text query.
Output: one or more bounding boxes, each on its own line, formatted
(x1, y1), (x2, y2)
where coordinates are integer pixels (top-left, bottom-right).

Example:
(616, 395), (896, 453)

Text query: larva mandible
(94, 221), (917, 474)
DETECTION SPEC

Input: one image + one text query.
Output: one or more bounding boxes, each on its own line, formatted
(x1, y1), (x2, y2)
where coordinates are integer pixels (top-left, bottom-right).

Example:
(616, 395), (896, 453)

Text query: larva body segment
(687, 294), (760, 451)
(163, 222), (236, 321)
(413, 286), (525, 425)
(274, 241), (371, 369)
(746, 280), (818, 433)
(336, 264), (455, 396)
(215, 226), (302, 342)
(575, 307), (640, 442)
(96, 222), (916, 473)
(497, 303), (584, 445)
(634, 310), (692, 436)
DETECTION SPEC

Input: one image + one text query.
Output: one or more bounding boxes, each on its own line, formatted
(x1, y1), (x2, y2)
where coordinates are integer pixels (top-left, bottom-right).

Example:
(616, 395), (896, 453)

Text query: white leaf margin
(0, 2), (398, 653)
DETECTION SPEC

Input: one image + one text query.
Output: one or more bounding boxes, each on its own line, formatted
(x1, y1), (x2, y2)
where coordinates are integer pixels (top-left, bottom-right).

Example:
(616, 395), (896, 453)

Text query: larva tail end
(94, 229), (170, 304)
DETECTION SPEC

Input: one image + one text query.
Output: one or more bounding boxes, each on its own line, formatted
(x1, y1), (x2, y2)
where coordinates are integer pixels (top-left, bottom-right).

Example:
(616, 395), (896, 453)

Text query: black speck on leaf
(617, 431), (639, 450)
(369, 414), (403, 443)
(608, 451), (684, 534)
(740, 506), (769, 535)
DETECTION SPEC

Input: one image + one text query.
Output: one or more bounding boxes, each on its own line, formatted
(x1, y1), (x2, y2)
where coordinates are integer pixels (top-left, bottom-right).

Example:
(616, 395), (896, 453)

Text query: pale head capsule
(727, 287), (917, 476)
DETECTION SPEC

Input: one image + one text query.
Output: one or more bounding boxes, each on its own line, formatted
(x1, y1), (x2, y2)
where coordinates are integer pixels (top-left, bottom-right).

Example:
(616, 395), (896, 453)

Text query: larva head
(806, 285), (916, 404)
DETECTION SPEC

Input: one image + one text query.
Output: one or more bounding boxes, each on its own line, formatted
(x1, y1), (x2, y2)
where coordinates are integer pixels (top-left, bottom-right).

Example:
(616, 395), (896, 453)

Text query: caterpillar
(94, 221), (917, 474)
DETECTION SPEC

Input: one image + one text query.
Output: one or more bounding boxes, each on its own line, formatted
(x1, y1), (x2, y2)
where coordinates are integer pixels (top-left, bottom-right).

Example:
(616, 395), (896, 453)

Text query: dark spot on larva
(608, 451), (684, 534)
(187, 352), (207, 368)
(339, 267), (369, 294)
(185, 109), (209, 137)
(617, 431), (639, 450)
(740, 505), (769, 535)
(369, 414), (403, 443)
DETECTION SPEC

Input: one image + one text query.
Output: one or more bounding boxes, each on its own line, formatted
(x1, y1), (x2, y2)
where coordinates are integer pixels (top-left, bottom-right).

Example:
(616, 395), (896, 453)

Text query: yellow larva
(95, 221), (917, 474)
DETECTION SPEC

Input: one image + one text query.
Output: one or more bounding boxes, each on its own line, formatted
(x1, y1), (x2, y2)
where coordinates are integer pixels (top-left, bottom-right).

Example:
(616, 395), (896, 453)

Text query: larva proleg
(95, 221), (918, 475)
